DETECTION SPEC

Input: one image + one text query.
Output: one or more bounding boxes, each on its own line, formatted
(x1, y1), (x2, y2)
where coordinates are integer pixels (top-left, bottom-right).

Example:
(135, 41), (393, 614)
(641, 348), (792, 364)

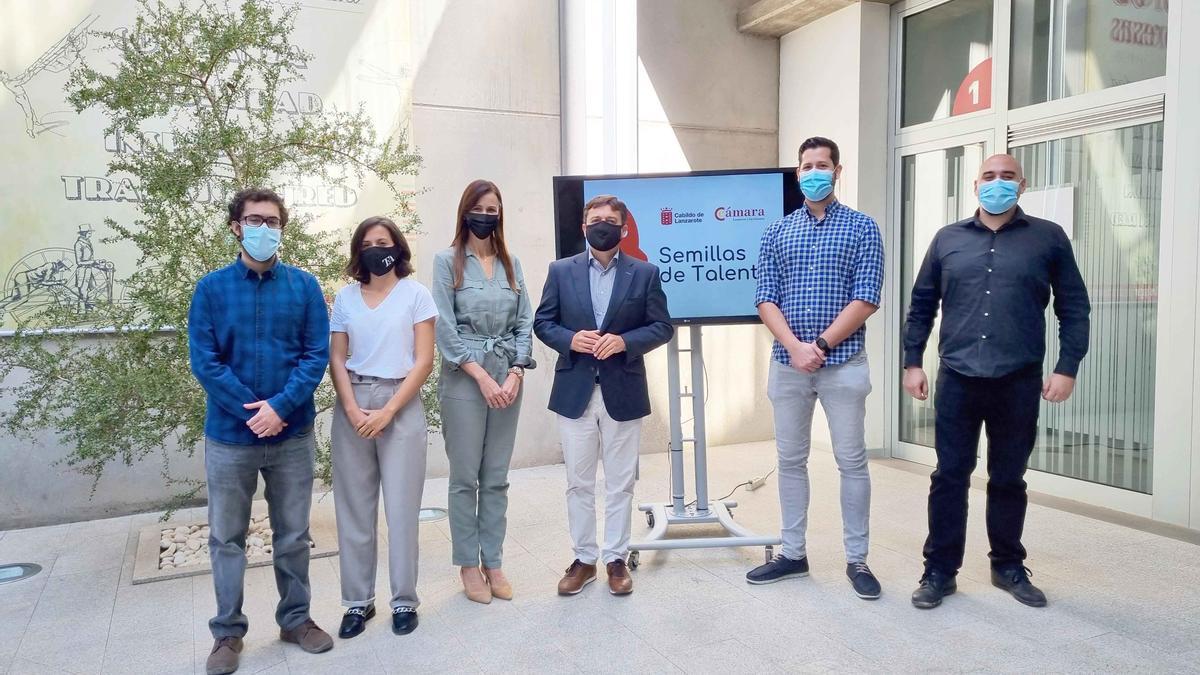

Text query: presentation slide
(553, 168), (800, 324)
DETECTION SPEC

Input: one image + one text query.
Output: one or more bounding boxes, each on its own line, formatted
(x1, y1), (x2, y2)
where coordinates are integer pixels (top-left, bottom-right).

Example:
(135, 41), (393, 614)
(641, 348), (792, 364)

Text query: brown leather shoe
(607, 559), (633, 595)
(280, 619), (334, 654)
(206, 636), (243, 675)
(557, 559), (597, 595)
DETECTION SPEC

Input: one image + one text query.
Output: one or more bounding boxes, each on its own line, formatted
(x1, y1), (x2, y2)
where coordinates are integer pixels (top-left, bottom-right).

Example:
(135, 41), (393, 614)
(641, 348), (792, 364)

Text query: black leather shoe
(992, 566), (1047, 607)
(392, 607), (419, 635)
(338, 604), (375, 639)
(911, 570), (957, 609)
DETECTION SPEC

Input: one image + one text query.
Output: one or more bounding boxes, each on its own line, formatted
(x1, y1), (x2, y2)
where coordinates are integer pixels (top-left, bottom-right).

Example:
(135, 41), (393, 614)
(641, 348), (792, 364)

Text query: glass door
(1012, 122), (1163, 494)
(892, 136), (990, 467)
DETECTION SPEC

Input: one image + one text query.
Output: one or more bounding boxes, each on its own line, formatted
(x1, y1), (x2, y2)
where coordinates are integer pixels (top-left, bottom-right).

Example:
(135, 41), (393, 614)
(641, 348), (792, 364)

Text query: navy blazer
(534, 251), (674, 421)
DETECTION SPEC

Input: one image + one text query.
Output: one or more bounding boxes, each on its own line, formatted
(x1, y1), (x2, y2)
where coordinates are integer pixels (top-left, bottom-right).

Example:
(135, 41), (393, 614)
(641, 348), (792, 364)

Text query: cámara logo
(714, 205), (766, 221)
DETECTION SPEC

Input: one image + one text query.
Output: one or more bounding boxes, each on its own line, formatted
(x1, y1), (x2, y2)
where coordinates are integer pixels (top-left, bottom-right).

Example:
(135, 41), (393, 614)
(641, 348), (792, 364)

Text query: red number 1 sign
(951, 57), (992, 116)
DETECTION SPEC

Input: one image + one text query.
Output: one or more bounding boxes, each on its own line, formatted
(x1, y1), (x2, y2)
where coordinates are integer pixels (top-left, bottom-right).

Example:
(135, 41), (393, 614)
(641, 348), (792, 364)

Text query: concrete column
(1154, 0), (1200, 528)
(778, 2), (891, 455)
(560, 0), (637, 175)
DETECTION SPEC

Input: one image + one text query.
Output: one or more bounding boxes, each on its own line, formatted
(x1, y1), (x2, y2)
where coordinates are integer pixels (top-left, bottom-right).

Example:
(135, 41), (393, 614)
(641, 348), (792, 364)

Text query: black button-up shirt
(903, 208), (1090, 379)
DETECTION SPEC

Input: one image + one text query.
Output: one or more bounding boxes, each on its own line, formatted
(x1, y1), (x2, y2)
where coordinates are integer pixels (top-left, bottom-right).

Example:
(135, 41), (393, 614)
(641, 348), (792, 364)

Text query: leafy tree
(0, 0), (429, 514)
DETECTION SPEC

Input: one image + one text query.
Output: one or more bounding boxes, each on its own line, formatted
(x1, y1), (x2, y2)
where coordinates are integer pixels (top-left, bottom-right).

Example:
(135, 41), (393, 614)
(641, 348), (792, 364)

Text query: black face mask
(465, 213), (499, 239)
(361, 246), (400, 277)
(585, 222), (623, 252)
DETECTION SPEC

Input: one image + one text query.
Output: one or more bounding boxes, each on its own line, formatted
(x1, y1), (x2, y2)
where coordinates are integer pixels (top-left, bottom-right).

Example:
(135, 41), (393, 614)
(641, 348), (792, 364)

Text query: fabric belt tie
(459, 332), (518, 362)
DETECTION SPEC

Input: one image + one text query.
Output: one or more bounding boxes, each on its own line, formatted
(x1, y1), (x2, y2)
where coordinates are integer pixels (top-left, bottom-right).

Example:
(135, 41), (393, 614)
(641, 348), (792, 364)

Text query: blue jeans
(204, 428), (315, 639)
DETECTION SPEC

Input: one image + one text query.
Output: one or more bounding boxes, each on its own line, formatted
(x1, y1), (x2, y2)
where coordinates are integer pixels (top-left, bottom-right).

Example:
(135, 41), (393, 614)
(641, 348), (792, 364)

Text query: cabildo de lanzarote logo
(660, 207), (704, 225)
(714, 205), (767, 221)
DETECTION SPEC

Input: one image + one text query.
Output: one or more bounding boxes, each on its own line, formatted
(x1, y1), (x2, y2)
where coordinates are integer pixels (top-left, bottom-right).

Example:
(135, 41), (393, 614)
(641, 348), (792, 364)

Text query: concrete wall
(0, 0), (564, 529)
(636, 0), (781, 449)
(0, 382), (208, 528)
(406, 0), (563, 475)
(778, 2), (890, 453)
(1, 0), (793, 528)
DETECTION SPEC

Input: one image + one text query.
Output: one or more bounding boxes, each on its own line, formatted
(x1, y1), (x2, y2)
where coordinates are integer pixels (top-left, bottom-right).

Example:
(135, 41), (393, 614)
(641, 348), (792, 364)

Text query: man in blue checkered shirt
(188, 188), (335, 673)
(745, 137), (885, 600)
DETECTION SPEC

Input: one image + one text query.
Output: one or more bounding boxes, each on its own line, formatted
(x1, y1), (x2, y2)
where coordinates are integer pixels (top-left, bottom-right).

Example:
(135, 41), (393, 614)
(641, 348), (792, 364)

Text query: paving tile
(48, 532), (129, 578)
(3, 441), (1198, 674)
(108, 577), (193, 640)
(100, 630), (193, 675)
(244, 664), (291, 675)
(370, 611), (476, 673)
(6, 657), (75, 675)
(0, 526), (71, 566)
(663, 637), (775, 672)
(283, 640), (385, 675)
(14, 625), (107, 675)
(67, 516), (132, 540)
(191, 631), (285, 675)
(24, 567), (120, 631)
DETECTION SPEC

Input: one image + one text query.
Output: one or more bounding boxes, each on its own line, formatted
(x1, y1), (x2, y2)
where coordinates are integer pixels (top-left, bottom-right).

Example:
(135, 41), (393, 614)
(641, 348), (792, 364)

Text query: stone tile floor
(1, 440), (1198, 674)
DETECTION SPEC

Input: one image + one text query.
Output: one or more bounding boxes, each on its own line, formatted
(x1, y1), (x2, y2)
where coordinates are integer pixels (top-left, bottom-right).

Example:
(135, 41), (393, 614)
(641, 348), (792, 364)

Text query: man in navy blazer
(535, 194), (673, 597)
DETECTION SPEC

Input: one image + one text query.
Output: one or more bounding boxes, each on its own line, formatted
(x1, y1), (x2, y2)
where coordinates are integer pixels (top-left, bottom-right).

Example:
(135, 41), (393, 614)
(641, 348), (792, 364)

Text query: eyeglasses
(241, 215), (283, 229)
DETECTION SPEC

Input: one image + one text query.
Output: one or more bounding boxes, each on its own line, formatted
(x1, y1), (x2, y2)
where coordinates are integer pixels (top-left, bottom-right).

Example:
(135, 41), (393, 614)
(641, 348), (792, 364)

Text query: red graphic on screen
(619, 211), (648, 261)
(951, 57), (992, 116)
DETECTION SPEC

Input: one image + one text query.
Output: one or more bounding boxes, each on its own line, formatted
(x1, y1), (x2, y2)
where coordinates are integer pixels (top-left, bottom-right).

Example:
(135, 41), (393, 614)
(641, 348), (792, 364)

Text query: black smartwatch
(815, 337), (832, 355)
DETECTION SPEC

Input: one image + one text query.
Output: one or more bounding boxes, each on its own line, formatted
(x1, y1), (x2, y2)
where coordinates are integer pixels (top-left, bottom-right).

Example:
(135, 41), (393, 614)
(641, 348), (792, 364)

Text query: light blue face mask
(240, 224), (281, 262)
(798, 169), (835, 201)
(978, 179), (1021, 215)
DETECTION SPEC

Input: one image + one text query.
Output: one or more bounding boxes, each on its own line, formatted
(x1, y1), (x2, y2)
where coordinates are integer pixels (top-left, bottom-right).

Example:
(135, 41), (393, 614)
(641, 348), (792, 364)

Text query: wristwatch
(508, 366), (525, 379)
(815, 337), (832, 355)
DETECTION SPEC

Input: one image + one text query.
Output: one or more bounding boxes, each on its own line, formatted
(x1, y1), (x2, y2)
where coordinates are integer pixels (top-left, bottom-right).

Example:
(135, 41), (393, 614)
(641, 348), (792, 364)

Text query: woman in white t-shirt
(328, 216), (437, 640)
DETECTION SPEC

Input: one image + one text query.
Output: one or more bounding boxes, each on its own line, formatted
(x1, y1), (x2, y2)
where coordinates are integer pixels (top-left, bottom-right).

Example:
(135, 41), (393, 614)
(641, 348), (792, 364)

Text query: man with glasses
(534, 194), (673, 597)
(903, 154), (1090, 610)
(189, 188), (334, 674)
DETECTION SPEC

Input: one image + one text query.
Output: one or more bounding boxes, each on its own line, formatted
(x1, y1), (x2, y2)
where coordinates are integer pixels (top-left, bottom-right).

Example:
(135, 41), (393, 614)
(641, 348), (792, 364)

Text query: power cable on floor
(684, 465), (777, 509)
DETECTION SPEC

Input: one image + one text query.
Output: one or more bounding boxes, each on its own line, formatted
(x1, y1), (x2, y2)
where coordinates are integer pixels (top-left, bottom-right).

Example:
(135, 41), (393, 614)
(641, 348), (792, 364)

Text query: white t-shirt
(330, 278), (438, 379)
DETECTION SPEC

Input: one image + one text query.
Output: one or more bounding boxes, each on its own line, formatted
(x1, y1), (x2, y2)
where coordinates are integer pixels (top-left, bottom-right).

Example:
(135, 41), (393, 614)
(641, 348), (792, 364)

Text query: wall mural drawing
(0, 15), (98, 138)
(0, 225), (119, 324)
(0, 0), (415, 332)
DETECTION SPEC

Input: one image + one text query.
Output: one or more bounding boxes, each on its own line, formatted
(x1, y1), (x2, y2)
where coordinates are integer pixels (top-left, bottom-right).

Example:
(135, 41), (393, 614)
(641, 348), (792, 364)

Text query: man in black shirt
(902, 154), (1090, 610)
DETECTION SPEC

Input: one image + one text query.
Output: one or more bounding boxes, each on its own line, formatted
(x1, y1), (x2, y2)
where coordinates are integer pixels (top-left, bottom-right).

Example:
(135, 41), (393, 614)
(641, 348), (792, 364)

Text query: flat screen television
(552, 167), (803, 324)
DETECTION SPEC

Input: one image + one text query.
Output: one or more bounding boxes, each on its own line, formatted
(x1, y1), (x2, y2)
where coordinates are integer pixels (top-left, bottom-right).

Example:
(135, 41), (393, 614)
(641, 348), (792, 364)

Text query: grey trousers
(441, 373), (523, 568)
(768, 352), (872, 563)
(205, 429), (315, 639)
(331, 375), (428, 610)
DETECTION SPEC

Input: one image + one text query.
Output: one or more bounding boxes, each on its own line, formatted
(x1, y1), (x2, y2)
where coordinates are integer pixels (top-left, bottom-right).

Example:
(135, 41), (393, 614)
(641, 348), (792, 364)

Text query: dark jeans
(922, 364), (1041, 576)
(205, 428), (316, 639)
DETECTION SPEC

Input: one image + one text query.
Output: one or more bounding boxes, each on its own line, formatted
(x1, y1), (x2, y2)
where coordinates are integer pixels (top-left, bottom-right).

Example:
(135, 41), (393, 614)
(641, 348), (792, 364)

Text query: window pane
(1011, 0), (1169, 108)
(902, 0), (994, 127)
(899, 143), (986, 446)
(1012, 122), (1163, 494)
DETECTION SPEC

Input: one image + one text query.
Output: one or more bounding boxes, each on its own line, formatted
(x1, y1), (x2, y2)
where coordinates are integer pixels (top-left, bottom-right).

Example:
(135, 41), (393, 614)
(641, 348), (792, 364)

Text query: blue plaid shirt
(755, 201), (884, 366)
(188, 257), (330, 445)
